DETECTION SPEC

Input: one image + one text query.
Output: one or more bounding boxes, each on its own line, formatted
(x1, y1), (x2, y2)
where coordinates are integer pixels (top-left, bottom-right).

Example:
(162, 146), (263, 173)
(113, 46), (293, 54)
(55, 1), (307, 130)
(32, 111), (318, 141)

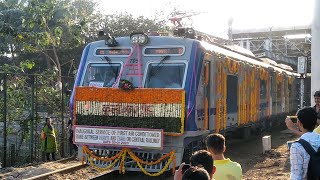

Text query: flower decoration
(74, 87), (185, 134)
(118, 79), (135, 91)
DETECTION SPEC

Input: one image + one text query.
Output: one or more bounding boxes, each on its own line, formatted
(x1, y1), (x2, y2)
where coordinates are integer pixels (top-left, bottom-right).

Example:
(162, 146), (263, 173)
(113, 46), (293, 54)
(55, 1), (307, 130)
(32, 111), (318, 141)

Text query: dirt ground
(226, 127), (297, 180)
(0, 126), (297, 180)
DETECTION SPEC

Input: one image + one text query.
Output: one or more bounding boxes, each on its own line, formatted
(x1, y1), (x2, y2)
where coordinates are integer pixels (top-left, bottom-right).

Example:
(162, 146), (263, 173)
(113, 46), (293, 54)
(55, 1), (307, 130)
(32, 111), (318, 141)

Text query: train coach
(69, 29), (300, 176)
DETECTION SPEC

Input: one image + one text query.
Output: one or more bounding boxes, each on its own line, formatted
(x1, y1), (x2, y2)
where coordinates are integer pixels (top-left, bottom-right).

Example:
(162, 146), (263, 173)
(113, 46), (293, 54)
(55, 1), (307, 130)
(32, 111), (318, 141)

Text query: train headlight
(105, 33), (118, 47)
(130, 33), (149, 45)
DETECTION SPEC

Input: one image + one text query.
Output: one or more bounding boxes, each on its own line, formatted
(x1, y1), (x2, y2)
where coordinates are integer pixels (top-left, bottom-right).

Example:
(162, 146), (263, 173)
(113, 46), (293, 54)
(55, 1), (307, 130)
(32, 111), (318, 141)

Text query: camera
(287, 116), (298, 123)
(182, 164), (191, 174)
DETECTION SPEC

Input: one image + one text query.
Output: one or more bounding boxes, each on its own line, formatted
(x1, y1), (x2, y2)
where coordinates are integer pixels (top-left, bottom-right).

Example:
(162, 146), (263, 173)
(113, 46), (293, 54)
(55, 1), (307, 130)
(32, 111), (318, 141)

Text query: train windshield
(145, 63), (185, 88)
(82, 63), (121, 87)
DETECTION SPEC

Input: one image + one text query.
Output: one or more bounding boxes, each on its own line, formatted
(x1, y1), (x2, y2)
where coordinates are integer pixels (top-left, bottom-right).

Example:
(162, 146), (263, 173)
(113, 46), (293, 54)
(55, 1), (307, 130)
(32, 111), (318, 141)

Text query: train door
(226, 75), (238, 127)
(260, 79), (267, 118)
(203, 61), (210, 130)
(194, 51), (212, 131)
(195, 59), (209, 131)
(270, 75), (275, 115)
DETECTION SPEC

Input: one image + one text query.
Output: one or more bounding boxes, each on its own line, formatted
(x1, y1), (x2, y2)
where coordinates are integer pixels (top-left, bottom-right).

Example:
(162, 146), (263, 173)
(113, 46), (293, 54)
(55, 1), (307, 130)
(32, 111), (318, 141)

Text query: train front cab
(71, 35), (210, 173)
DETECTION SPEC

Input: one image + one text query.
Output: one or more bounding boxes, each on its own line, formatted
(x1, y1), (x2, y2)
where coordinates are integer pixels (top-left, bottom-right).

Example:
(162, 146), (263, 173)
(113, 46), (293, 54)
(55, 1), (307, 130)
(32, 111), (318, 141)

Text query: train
(69, 29), (300, 175)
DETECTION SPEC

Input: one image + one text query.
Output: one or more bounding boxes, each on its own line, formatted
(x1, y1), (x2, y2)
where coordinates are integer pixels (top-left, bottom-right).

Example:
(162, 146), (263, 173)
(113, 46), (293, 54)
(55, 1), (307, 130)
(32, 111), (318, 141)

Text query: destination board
(144, 47), (184, 55)
(74, 126), (163, 149)
(96, 49), (131, 55)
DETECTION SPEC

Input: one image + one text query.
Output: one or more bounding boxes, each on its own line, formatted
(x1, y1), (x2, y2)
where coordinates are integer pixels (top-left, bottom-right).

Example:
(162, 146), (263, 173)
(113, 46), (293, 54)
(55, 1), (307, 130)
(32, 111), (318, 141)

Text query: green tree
(0, 0), (26, 61)
(99, 13), (169, 37)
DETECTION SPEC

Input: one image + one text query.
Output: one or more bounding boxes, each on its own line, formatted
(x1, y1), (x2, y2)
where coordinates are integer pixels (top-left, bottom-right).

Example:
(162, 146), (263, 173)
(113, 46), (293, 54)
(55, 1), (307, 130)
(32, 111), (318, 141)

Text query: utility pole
(298, 57), (306, 108)
(61, 81), (65, 157)
(228, 18), (233, 45)
(30, 75), (35, 162)
(311, 0), (320, 106)
(3, 74), (7, 167)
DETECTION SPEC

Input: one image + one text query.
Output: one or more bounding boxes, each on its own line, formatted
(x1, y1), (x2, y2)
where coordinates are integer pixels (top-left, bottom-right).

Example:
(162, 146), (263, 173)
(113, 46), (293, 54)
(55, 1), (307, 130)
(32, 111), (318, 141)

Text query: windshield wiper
(101, 56), (118, 76)
(149, 55), (170, 77)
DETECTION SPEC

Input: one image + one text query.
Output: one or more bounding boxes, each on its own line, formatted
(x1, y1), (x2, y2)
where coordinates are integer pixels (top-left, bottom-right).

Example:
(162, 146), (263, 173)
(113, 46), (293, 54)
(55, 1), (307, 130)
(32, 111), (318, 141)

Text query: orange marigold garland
(83, 146), (176, 176)
(75, 87), (186, 135)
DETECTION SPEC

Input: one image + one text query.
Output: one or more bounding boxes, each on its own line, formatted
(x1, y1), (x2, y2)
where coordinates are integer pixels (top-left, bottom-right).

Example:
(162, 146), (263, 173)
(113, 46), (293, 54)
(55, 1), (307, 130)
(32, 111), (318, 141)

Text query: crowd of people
(39, 91), (320, 179)
(284, 90), (320, 180)
(174, 133), (242, 180)
(174, 91), (320, 180)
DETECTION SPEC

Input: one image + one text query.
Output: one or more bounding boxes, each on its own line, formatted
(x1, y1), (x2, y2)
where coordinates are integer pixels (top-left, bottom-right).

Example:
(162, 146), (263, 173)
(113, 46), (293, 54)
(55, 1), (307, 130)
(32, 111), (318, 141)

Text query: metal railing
(0, 73), (75, 167)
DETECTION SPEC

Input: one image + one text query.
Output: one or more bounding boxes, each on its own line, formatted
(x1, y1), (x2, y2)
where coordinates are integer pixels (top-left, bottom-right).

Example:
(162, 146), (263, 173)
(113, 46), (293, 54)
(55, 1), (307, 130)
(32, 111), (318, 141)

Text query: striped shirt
(290, 132), (320, 180)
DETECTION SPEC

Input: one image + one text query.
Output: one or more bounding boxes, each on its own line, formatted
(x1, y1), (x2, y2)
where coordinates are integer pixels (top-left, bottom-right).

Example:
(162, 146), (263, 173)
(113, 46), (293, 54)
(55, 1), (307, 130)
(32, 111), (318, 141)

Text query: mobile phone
(287, 116), (298, 123)
(182, 164), (191, 174)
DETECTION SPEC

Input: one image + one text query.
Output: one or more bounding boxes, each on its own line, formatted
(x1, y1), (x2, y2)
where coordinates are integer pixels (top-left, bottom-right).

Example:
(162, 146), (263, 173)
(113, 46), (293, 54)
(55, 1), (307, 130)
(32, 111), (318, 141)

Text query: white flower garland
(76, 101), (182, 118)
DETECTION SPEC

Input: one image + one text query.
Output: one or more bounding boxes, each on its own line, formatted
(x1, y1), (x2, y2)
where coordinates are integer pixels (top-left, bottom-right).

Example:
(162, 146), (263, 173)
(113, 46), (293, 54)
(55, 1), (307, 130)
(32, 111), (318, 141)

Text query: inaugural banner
(74, 87), (185, 134)
(74, 126), (163, 149)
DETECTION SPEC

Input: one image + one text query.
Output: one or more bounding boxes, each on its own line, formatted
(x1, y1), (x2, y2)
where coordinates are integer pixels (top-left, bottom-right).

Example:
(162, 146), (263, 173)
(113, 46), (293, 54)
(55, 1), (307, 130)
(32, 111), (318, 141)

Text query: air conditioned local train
(69, 29), (300, 176)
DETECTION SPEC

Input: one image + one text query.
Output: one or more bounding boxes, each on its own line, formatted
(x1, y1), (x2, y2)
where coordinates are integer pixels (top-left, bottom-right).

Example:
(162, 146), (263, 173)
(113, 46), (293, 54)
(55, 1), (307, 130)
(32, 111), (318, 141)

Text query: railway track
(88, 170), (173, 180)
(1, 157), (89, 180)
(25, 163), (88, 180)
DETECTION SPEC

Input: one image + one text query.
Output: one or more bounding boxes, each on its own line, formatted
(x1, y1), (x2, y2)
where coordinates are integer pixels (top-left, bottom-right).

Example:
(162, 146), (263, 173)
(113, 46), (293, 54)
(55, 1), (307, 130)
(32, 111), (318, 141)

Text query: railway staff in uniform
(90, 70), (116, 87)
(41, 117), (58, 161)
(103, 71), (116, 87)
(67, 118), (78, 156)
(206, 133), (242, 180)
(148, 69), (181, 88)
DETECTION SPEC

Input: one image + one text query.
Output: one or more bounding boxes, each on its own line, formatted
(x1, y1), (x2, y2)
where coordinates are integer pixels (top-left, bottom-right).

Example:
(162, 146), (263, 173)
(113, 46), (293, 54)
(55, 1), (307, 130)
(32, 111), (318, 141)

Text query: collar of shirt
(214, 158), (232, 165)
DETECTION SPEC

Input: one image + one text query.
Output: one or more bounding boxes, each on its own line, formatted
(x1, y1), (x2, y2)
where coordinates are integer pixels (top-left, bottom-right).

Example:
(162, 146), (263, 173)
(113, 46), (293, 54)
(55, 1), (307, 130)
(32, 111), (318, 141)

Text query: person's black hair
(314, 91), (320, 97)
(297, 106), (317, 131)
(182, 166), (210, 180)
(205, 133), (225, 154)
(190, 150), (213, 175)
(45, 117), (50, 123)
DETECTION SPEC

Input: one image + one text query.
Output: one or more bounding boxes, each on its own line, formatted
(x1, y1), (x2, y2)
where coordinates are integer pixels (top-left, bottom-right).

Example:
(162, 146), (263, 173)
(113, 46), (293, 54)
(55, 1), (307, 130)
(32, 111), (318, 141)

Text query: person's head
(190, 150), (215, 178)
(297, 107), (317, 132)
(182, 166), (210, 180)
(45, 117), (51, 125)
(314, 91), (320, 106)
(104, 71), (115, 81)
(205, 133), (226, 155)
(94, 73), (102, 81)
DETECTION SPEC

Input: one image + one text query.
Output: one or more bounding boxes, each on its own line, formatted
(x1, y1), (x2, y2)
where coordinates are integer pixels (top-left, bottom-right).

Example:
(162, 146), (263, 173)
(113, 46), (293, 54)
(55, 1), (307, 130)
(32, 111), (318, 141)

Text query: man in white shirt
(89, 71), (116, 87)
(103, 71), (116, 87)
(289, 107), (320, 180)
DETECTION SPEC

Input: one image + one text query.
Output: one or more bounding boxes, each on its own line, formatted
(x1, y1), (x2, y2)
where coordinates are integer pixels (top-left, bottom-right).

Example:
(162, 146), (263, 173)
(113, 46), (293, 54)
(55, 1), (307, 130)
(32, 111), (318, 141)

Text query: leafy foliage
(0, 0), (170, 164)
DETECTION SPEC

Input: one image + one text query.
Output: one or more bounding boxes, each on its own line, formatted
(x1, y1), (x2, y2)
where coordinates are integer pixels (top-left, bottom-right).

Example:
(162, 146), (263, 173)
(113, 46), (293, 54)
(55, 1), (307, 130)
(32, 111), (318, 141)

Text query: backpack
(297, 139), (320, 180)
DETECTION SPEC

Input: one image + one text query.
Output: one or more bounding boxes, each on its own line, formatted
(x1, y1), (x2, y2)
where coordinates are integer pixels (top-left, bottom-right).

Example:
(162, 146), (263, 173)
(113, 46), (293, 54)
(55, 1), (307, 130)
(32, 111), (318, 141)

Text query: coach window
(260, 80), (267, 99)
(227, 75), (238, 113)
(145, 63), (185, 88)
(82, 63), (121, 87)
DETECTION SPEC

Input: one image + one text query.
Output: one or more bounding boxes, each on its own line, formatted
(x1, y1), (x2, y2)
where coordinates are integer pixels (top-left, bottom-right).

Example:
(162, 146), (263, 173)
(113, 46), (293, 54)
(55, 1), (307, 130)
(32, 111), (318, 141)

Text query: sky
(99, 0), (314, 38)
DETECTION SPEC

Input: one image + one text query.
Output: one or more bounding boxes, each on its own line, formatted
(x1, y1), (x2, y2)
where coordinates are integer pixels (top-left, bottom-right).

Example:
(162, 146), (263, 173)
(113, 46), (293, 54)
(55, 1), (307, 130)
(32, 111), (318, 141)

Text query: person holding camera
(174, 150), (216, 180)
(288, 107), (320, 179)
(181, 166), (211, 180)
(286, 91), (320, 135)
